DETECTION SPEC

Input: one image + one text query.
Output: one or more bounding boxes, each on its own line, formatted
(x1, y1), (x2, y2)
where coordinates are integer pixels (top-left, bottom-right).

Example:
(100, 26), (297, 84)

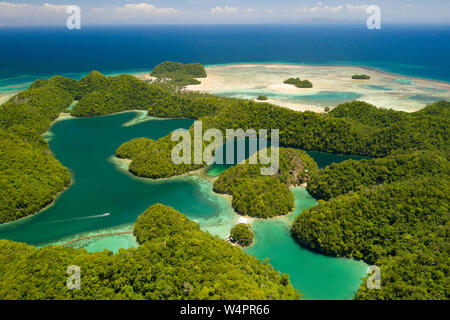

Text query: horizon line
(1, 22), (450, 28)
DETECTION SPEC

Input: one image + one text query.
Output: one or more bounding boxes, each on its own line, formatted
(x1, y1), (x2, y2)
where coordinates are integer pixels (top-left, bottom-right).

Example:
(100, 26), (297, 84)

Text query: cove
(245, 188), (367, 300)
(0, 112), (236, 244)
(0, 111), (367, 300)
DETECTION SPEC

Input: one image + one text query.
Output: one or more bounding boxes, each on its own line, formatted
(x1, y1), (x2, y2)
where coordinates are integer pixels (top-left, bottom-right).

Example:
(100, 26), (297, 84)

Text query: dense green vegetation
(72, 71), (230, 119)
(165, 76), (201, 87)
(151, 61), (207, 78)
(72, 73), (172, 117)
(232, 177), (294, 218)
(150, 61), (207, 87)
(213, 148), (318, 218)
(230, 223), (254, 247)
(292, 176), (449, 300)
(115, 134), (204, 179)
(0, 129), (71, 223)
(283, 77), (313, 88)
(0, 204), (299, 299)
(1, 67), (449, 300)
(352, 74), (370, 80)
(257, 95), (268, 101)
(327, 100), (406, 127)
(307, 150), (449, 200)
(0, 76), (73, 223)
(207, 100), (449, 157)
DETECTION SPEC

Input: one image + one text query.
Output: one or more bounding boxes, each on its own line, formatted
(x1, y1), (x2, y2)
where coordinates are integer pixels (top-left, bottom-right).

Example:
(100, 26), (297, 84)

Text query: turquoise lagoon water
(207, 150), (367, 178)
(395, 78), (413, 85)
(246, 188), (367, 300)
(0, 113), (236, 244)
(69, 234), (138, 254)
(0, 112), (368, 299)
(363, 85), (392, 91)
(214, 90), (363, 106)
(408, 94), (444, 103)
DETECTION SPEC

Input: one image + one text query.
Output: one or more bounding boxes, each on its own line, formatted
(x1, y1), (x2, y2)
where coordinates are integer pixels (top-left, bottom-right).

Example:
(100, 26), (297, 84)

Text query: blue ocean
(0, 24), (449, 90)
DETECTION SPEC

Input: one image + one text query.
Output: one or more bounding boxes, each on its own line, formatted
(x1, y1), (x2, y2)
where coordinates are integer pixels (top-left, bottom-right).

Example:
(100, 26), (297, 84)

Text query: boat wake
(37, 213), (111, 225)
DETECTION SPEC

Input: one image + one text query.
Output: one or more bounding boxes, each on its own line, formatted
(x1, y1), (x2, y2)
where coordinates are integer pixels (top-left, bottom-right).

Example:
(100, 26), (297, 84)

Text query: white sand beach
(0, 93), (13, 105)
(185, 64), (450, 112)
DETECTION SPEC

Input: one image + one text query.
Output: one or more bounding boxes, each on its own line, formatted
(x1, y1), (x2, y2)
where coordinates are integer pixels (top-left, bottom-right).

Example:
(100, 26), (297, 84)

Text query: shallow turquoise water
(363, 85), (392, 91)
(0, 112), (368, 299)
(67, 234), (138, 254)
(422, 87), (447, 93)
(0, 83), (31, 93)
(395, 78), (413, 85)
(213, 90), (363, 106)
(245, 187), (367, 300)
(408, 94), (443, 103)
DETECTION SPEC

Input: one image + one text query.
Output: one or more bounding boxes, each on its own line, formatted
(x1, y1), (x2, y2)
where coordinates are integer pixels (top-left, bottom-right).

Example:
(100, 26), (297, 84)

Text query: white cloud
(405, 4), (413, 8)
(114, 3), (177, 15)
(90, 3), (178, 23)
(42, 3), (69, 12)
(211, 6), (238, 14)
(303, 2), (343, 13)
(246, 8), (254, 13)
(346, 4), (369, 11)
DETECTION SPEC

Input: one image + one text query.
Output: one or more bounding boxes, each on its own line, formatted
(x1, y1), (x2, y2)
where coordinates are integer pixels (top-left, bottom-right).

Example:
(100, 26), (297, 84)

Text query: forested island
(230, 223), (254, 247)
(0, 66), (448, 300)
(150, 61), (207, 87)
(283, 77), (313, 88)
(352, 74), (371, 80)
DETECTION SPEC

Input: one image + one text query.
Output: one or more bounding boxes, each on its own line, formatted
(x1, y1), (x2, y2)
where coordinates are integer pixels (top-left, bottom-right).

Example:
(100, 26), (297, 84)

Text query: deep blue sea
(0, 24), (449, 90)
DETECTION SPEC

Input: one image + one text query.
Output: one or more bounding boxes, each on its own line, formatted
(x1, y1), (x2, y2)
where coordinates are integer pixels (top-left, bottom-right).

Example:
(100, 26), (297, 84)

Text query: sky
(0, 1), (449, 26)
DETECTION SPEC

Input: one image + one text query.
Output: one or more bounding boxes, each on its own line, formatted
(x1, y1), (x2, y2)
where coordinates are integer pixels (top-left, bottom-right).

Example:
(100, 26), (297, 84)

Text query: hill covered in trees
(0, 76), (74, 223)
(213, 148), (318, 218)
(0, 204), (299, 299)
(115, 134), (204, 179)
(151, 61), (207, 79)
(150, 61), (207, 87)
(306, 150), (449, 200)
(72, 71), (229, 119)
(292, 176), (449, 300)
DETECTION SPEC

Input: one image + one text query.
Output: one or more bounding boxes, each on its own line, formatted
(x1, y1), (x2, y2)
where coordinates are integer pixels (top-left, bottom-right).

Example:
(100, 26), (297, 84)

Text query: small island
(230, 223), (254, 247)
(150, 61), (207, 87)
(256, 95), (268, 101)
(283, 77), (313, 88)
(352, 74), (371, 80)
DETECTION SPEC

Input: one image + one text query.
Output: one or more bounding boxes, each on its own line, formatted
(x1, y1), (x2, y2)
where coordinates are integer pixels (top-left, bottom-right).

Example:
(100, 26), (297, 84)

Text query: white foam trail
(37, 213), (111, 225)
